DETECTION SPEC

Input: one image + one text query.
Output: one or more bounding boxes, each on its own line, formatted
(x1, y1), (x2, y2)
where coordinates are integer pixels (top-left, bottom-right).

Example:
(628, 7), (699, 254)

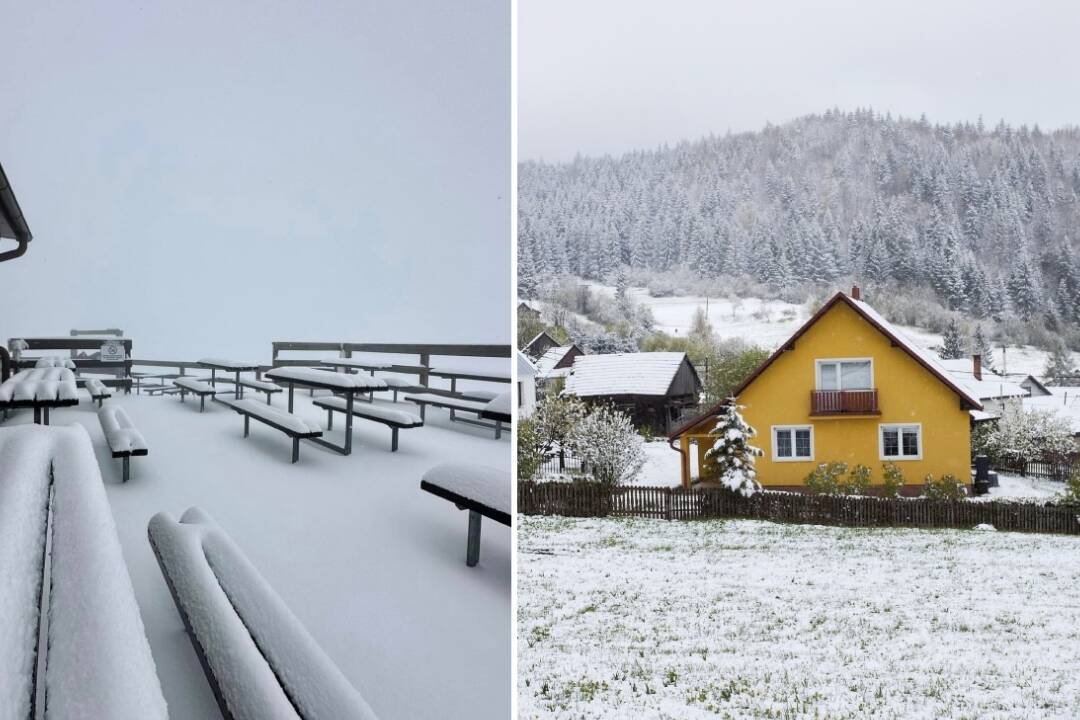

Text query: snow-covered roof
(937, 358), (1028, 400)
(1023, 393), (1080, 433)
(564, 352), (688, 397)
(849, 298), (983, 408)
(517, 351), (537, 377)
(535, 345), (576, 377)
(969, 409), (1000, 422)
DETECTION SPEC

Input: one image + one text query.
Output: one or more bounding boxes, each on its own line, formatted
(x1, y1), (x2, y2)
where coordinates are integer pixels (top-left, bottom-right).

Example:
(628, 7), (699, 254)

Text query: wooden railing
(811, 389), (879, 415)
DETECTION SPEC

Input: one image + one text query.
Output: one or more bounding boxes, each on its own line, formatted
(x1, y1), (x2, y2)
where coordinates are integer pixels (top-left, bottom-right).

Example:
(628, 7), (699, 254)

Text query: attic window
(817, 359), (873, 391)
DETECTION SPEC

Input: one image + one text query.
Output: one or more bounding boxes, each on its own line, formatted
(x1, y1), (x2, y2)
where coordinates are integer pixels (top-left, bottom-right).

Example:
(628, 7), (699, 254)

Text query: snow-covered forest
(519, 109), (1080, 342)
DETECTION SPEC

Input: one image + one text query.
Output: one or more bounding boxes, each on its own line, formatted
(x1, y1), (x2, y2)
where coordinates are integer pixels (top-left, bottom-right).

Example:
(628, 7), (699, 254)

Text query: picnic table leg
(266, 390), (271, 406)
(235, 371), (241, 400)
(291, 438), (300, 463)
(343, 392), (354, 455)
(200, 396), (206, 412)
(180, 389), (185, 403)
(33, 407), (40, 424)
(391, 427), (399, 452)
(244, 415), (250, 437)
(466, 510), (482, 567)
(327, 409), (334, 431)
(288, 383), (294, 413)
(122, 456), (130, 482)
(495, 420), (502, 440)
(44, 407), (50, 425)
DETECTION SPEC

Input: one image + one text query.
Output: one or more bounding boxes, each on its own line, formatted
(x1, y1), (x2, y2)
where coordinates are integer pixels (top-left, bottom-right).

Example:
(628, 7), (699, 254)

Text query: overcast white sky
(0, 1), (509, 360)
(520, 0), (1080, 162)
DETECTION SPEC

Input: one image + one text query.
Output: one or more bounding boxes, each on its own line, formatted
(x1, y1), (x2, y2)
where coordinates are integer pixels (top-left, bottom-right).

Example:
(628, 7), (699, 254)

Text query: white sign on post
(100, 341), (125, 362)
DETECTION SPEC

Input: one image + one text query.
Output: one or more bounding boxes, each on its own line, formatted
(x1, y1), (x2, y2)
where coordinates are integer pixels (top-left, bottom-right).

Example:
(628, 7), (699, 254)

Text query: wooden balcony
(810, 389), (879, 416)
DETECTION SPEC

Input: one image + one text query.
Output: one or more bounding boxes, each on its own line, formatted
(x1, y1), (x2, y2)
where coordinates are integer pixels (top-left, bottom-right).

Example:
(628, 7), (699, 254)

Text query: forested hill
(518, 109), (1080, 327)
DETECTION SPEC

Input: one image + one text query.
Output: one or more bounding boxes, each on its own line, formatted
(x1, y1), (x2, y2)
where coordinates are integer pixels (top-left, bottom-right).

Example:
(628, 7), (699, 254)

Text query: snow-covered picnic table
(264, 366), (387, 455)
(319, 357), (394, 375)
(197, 358), (262, 400)
(0, 424), (167, 719)
(0, 367), (79, 423)
(421, 463), (510, 566)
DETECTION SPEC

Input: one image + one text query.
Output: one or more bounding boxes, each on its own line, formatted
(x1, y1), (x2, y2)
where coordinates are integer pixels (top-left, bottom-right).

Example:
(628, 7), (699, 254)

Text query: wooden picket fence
(517, 482), (1080, 535)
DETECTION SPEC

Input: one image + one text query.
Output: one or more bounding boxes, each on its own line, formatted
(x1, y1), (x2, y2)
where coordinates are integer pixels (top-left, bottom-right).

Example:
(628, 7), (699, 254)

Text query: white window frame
(815, 357), (875, 391)
(879, 423), (923, 461)
(771, 425), (815, 462)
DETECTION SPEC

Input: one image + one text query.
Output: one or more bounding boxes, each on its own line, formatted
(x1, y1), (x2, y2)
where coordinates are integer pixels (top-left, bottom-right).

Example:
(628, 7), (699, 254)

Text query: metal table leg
(466, 511), (481, 567)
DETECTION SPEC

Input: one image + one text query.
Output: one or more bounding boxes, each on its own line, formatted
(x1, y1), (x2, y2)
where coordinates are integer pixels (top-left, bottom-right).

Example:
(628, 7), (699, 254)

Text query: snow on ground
(586, 283), (1076, 376)
(630, 440), (683, 487)
(519, 514), (1080, 719)
(978, 472), (1064, 501)
(1, 383), (510, 720)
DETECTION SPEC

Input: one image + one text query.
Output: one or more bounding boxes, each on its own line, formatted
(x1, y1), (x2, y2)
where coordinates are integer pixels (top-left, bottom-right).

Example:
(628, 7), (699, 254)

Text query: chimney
(851, 285), (861, 301)
(973, 354), (982, 381)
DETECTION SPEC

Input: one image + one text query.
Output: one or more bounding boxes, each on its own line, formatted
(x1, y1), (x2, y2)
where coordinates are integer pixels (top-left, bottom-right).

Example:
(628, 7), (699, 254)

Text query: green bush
(1062, 464), (1080, 505)
(516, 418), (545, 480)
(804, 462), (848, 495)
(838, 464), (872, 495)
(923, 473), (966, 500)
(880, 462), (905, 499)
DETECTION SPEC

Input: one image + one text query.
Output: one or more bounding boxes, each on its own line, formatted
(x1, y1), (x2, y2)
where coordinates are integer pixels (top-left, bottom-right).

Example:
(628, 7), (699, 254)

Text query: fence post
(665, 487), (673, 521)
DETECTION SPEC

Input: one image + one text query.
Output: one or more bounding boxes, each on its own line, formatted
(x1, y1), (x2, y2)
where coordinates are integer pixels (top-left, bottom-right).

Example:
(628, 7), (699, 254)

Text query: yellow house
(668, 288), (983, 493)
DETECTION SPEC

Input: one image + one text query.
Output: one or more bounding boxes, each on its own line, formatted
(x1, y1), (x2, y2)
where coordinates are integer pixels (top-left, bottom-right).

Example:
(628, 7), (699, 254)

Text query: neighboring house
(534, 344), (584, 385)
(0, 161), (32, 262)
(523, 331), (559, 359)
(517, 301), (542, 320)
(562, 352), (702, 432)
(517, 351), (538, 419)
(938, 356), (1027, 416)
(668, 287), (982, 492)
(1016, 374), (1052, 397)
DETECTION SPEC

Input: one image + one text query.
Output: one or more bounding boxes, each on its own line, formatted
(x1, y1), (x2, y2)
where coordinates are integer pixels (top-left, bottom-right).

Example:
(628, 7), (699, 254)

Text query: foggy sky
(0, 1), (509, 360)
(520, 0), (1080, 162)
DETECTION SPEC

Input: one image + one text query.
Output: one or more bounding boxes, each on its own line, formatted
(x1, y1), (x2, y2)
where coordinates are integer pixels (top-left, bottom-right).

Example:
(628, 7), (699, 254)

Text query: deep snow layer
(2, 388), (510, 719)
(519, 515), (1080, 719)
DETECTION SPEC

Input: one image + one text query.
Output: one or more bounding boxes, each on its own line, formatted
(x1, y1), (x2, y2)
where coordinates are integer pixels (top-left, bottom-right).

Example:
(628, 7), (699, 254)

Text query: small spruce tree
(703, 400), (763, 496)
(940, 319), (966, 360)
(971, 324), (995, 372)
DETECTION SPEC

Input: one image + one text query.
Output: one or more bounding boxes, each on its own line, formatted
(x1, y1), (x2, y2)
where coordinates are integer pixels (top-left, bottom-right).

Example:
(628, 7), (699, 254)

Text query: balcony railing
(811, 389), (879, 416)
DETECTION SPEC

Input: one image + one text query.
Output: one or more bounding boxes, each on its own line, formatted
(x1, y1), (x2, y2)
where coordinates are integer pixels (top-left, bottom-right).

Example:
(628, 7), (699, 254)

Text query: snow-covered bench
(34, 355), (77, 369)
(220, 397), (323, 463)
(148, 508), (379, 720)
(145, 383), (181, 396)
(237, 377), (282, 404)
(98, 405), (148, 482)
(174, 377), (217, 412)
(84, 377), (113, 406)
(313, 396), (423, 452)
(379, 375), (424, 402)
(0, 424), (168, 719)
(404, 392), (509, 438)
(420, 463), (511, 567)
(479, 392), (511, 437)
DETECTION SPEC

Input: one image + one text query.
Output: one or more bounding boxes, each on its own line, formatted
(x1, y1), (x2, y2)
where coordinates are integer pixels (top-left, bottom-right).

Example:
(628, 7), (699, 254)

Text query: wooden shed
(562, 352), (701, 433)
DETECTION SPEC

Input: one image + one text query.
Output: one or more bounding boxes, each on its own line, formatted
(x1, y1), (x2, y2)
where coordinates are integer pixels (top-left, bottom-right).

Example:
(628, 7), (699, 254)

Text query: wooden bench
(404, 392), (509, 438)
(98, 405), (148, 482)
(0, 424), (168, 719)
(145, 384), (181, 397)
(84, 377), (113, 407)
(173, 377), (216, 412)
(313, 396), (423, 451)
(238, 377), (282, 404)
(420, 463), (510, 567)
(148, 508), (378, 720)
(220, 397), (322, 463)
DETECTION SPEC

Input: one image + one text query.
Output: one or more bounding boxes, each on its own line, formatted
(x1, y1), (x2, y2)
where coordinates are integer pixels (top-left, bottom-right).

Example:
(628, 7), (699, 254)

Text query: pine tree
(1044, 341), (1077, 385)
(703, 400), (763, 496)
(971, 324), (995, 371)
(940, 319), (966, 359)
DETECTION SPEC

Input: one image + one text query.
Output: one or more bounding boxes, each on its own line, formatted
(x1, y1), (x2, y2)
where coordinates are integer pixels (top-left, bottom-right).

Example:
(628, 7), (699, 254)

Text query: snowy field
(1, 384), (510, 719)
(519, 515), (1080, 719)
(585, 283), (1077, 375)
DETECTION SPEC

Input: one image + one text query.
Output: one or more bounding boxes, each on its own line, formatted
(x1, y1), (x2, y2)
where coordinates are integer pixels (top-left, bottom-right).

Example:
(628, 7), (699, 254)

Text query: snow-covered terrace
(0, 346), (511, 719)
